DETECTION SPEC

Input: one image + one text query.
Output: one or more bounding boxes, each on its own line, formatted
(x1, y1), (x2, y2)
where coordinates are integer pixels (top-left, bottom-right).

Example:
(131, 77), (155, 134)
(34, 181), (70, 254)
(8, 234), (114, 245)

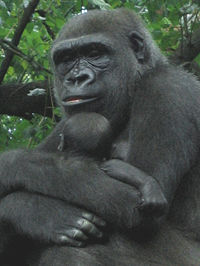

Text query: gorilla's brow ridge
(51, 34), (114, 59)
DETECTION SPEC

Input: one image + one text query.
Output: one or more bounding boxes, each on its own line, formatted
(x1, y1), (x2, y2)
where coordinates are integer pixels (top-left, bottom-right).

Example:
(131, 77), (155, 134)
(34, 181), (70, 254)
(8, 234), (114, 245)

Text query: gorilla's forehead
(56, 9), (143, 41)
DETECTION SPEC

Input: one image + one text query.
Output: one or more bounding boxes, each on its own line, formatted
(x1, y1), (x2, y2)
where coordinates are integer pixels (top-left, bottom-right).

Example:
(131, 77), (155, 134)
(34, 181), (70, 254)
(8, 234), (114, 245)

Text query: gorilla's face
(51, 11), (144, 129)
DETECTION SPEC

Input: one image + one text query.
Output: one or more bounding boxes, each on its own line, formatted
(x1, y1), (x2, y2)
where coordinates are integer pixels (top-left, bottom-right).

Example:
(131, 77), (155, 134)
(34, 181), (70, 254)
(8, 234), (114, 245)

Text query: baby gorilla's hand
(101, 159), (168, 218)
(0, 192), (106, 248)
(138, 178), (168, 217)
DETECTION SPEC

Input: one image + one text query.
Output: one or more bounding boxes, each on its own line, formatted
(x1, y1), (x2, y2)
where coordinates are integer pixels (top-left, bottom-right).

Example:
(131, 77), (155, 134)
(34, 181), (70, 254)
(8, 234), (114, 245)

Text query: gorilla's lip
(62, 96), (99, 106)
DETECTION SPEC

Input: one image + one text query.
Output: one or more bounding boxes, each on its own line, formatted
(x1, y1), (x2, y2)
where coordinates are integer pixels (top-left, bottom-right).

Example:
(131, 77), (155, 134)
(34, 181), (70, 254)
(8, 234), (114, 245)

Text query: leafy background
(0, 0), (200, 151)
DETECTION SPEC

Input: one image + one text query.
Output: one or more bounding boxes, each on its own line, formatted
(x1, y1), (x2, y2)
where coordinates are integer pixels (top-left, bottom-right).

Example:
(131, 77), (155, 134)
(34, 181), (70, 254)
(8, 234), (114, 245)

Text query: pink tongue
(68, 99), (81, 103)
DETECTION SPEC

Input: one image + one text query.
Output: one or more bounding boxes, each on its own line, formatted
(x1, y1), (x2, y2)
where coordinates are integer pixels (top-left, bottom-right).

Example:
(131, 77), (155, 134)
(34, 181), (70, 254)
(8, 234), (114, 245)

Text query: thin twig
(0, 39), (52, 74)
(0, 0), (40, 84)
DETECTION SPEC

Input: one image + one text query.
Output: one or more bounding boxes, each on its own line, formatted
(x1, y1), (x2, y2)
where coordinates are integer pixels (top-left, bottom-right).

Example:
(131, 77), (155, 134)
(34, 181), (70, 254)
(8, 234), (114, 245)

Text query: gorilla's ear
(129, 31), (145, 62)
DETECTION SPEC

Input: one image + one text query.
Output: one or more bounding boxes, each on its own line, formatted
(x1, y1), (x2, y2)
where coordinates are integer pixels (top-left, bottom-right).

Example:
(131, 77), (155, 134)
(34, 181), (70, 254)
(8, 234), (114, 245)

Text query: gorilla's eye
(56, 59), (74, 75)
(88, 49), (100, 58)
(56, 62), (67, 75)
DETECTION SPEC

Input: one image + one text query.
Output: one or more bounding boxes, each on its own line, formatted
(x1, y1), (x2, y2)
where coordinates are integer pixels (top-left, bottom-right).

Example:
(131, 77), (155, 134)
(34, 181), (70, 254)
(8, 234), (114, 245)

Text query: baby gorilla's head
(62, 112), (113, 159)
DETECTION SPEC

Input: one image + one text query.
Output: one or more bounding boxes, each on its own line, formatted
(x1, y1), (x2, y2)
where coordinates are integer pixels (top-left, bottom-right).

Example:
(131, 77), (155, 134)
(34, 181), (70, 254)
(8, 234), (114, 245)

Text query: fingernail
(58, 235), (68, 243)
(100, 167), (107, 172)
(82, 213), (92, 220)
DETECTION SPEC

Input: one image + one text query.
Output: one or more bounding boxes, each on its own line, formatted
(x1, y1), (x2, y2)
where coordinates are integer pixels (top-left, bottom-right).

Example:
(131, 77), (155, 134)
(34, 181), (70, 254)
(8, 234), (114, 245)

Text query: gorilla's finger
(82, 212), (106, 227)
(77, 218), (103, 238)
(54, 233), (85, 247)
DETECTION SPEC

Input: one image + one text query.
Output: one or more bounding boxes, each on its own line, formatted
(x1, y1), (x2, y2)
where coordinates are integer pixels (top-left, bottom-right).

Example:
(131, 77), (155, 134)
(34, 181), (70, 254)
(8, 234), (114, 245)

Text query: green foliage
(195, 53), (200, 65)
(88, 0), (111, 9)
(0, 0), (200, 151)
(0, 115), (55, 152)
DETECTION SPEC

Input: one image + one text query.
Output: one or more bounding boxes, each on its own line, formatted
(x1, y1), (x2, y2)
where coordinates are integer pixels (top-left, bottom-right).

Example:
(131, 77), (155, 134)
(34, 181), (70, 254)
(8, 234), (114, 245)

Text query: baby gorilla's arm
(101, 159), (168, 217)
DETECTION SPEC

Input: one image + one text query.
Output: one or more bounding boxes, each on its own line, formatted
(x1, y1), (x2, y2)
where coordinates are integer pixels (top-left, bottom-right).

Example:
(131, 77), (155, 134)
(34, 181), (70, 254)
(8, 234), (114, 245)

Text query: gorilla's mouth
(62, 96), (99, 106)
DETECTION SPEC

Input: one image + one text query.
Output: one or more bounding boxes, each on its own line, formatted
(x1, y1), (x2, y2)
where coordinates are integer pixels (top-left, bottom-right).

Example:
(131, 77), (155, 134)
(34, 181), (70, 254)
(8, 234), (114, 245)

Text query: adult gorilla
(0, 8), (200, 266)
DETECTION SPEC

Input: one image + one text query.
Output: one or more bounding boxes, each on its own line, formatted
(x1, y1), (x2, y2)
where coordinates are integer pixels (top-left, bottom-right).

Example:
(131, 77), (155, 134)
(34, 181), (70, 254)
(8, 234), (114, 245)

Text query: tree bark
(0, 81), (55, 119)
(170, 27), (200, 79)
(170, 28), (200, 64)
(0, 0), (40, 84)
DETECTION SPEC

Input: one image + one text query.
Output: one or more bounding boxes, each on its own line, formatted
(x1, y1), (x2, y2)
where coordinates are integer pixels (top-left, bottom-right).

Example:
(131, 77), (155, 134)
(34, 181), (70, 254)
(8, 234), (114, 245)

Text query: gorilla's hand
(0, 150), (141, 230)
(0, 192), (106, 247)
(101, 159), (168, 218)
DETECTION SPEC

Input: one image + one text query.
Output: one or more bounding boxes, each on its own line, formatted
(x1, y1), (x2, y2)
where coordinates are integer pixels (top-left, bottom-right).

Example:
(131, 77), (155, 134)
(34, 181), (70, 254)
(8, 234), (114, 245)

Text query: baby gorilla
(58, 112), (112, 160)
(58, 112), (167, 232)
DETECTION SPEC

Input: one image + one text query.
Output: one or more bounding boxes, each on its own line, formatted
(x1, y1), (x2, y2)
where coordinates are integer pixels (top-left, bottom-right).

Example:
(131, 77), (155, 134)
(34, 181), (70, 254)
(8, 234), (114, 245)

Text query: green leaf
(161, 17), (171, 27)
(180, 3), (198, 15)
(195, 53), (200, 66)
(0, 0), (6, 8)
(89, 0), (111, 10)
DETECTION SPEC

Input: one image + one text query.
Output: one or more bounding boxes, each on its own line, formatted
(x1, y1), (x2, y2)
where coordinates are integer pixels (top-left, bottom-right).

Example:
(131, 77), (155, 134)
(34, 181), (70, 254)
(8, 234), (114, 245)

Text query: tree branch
(0, 39), (51, 74)
(0, 81), (55, 119)
(0, 0), (40, 84)
(36, 10), (55, 40)
(170, 26), (200, 64)
(169, 25), (200, 79)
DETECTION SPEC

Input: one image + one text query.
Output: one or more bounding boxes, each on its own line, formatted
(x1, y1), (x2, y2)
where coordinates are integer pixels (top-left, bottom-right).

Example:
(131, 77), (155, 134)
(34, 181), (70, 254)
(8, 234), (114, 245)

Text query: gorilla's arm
(101, 67), (200, 223)
(0, 148), (141, 230)
(0, 191), (105, 252)
(116, 67), (200, 207)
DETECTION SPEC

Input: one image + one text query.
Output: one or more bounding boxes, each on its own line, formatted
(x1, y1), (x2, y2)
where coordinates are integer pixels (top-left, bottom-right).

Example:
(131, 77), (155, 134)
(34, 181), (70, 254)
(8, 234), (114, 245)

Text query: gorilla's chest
(111, 126), (130, 161)
(111, 140), (129, 161)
